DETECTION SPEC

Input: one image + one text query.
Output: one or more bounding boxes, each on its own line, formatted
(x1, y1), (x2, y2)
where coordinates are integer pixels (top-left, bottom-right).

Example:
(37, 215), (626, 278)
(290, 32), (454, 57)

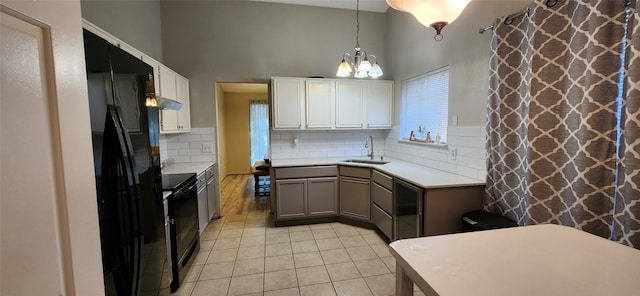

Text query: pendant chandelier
(336, 0), (383, 78)
(386, 0), (472, 41)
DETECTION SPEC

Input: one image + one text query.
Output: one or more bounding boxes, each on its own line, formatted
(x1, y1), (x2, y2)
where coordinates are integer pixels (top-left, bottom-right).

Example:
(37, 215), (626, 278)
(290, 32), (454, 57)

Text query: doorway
(214, 82), (270, 180)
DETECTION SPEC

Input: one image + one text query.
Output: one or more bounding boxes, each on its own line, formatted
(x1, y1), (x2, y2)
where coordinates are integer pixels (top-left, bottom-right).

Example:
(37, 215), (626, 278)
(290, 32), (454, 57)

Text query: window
(249, 100), (269, 167)
(399, 66), (449, 144)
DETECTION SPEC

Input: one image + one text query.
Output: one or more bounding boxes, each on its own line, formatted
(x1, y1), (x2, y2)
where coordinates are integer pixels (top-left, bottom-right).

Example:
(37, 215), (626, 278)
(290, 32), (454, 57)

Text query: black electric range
(161, 173), (196, 192)
(161, 172), (199, 292)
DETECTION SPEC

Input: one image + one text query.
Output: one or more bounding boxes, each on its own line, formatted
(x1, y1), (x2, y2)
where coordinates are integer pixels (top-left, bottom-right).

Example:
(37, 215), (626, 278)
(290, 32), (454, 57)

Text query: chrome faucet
(365, 135), (374, 160)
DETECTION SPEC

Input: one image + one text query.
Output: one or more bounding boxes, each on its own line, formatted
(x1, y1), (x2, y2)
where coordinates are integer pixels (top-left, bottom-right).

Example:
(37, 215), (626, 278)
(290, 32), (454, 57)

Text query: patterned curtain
(486, 0), (628, 239)
(614, 0), (640, 248)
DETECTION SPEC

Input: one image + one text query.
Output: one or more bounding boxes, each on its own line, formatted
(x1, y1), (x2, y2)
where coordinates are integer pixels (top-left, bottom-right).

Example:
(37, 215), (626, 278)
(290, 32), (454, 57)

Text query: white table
(389, 224), (640, 296)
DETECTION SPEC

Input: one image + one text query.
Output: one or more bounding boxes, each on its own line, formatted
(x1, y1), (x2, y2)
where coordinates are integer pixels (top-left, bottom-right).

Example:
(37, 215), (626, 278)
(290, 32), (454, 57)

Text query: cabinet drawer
(205, 165), (214, 180)
(339, 166), (370, 179)
(275, 166), (337, 179)
(371, 170), (392, 190)
(197, 173), (206, 185)
(372, 203), (392, 241)
(372, 182), (392, 214)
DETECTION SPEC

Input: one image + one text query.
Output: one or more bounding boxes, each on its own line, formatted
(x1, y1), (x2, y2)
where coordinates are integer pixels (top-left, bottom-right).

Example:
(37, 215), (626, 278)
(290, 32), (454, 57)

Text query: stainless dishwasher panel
(197, 173), (208, 235)
(394, 178), (424, 240)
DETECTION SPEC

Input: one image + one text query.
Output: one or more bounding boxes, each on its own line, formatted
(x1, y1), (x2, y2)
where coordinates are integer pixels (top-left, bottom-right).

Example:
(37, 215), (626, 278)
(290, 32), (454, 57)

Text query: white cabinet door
(272, 77), (305, 129)
(159, 66), (179, 132)
(335, 81), (365, 128)
(159, 66), (177, 99)
(365, 81), (393, 128)
(306, 79), (334, 129)
(176, 74), (191, 132)
(159, 66), (191, 133)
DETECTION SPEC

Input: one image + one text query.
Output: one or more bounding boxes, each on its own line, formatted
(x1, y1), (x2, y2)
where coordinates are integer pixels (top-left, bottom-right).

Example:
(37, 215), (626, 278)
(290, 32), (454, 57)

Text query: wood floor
(220, 174), (271, 217)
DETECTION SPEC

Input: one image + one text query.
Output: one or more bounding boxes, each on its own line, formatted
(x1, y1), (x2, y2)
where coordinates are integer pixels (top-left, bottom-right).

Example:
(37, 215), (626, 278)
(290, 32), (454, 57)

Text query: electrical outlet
(202, 143), (213, 153)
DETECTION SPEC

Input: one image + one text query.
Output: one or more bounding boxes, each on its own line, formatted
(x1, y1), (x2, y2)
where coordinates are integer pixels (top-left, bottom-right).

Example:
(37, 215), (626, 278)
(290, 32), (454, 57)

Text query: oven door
(170, 178), (199, 264)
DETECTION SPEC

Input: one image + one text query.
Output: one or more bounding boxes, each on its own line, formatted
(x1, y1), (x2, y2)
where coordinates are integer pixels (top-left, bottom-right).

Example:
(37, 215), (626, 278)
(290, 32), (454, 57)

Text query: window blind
(400, 66), (449, 143)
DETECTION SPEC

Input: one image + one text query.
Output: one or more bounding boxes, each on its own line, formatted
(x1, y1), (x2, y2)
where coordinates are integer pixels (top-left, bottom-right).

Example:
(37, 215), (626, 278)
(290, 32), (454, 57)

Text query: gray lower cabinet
(275, 177), (338, 220)
(339, 176), (371, 221)
(372, 203), (392, 239)
(274, 166), (339, 221)
(371, 170), (393, 240)
(422, 186), (484, 236)
(308, 177), (338, 217)
(275, 179), (307, 219)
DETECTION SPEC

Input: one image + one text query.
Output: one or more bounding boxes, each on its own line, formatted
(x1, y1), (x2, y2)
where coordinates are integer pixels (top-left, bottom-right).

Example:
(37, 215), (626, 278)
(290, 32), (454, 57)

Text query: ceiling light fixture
(386, 0), (472, 41)
(336, 0), (383, 78)
(145, 80), (158, 107)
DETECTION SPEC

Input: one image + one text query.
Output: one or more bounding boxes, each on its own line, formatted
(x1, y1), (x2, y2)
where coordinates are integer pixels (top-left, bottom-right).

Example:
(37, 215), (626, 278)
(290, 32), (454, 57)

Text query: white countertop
(389, 224), (640, 296)
(270, 157), (484, 188)
(162, 161), (215, 176)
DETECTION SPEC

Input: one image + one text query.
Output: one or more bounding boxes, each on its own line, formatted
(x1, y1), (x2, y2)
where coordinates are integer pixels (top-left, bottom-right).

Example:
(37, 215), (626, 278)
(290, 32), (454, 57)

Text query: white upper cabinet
(306, 79), (335, 129)
(176, 74), (191, 131)
(335, 81), (365, 128)
(272, 77), (305, 129)
(271, 77), (392, 130)
(365, 80), (393, 128)
(82, 20), (191, 134)
(159, 66), (191, 133)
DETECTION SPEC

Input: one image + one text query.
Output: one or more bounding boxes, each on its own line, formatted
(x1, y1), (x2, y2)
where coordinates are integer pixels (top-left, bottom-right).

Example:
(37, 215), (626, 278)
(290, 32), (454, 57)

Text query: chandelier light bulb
(336, 0), (383, 78)
(336, 58), (353, 77)
(368, 63), (383, 78)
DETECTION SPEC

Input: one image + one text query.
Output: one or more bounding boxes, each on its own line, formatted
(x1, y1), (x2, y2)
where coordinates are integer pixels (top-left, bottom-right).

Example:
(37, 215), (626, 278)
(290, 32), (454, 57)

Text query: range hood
(145, 79), (181, 110)
(156, 96), (182, 110)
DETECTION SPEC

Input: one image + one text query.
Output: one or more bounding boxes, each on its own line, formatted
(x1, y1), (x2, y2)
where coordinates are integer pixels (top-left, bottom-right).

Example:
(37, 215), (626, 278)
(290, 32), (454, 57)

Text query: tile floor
(170, 214), (426, 296)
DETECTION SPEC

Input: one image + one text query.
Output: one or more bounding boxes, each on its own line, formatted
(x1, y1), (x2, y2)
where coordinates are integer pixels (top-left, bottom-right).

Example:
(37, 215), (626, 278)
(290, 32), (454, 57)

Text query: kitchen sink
(342, 159), (389, 165)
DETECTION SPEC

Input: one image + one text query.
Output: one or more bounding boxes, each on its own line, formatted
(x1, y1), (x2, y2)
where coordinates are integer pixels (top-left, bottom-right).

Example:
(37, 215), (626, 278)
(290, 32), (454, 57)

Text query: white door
(1, 3), (103, 295)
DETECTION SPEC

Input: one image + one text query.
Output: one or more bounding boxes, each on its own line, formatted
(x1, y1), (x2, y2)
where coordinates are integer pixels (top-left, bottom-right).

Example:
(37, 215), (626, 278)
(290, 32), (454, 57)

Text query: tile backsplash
(384, 126), (487, 180)
(270, 126), (487, 180)
(270, 130), (388, 160)
(162, 126), (487, 180)
(160, 127), (216, 164)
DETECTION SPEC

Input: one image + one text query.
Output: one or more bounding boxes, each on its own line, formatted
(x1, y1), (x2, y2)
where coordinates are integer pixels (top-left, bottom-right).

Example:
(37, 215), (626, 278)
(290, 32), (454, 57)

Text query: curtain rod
(478, 0), (558, 34)
(478, 8), (529, 34)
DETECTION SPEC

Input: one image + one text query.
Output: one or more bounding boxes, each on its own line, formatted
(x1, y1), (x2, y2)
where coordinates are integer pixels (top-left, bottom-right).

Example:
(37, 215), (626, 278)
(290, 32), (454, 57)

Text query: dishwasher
(196, 172), (208, 235)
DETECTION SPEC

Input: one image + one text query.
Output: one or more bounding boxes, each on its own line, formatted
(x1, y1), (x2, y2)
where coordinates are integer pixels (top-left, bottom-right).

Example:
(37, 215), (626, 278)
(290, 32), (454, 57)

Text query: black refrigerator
(84, 29), (168, 296)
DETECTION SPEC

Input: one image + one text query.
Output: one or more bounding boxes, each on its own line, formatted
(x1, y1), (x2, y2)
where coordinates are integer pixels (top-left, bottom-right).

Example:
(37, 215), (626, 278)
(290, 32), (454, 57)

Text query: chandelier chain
(356, 0), (360, 49)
